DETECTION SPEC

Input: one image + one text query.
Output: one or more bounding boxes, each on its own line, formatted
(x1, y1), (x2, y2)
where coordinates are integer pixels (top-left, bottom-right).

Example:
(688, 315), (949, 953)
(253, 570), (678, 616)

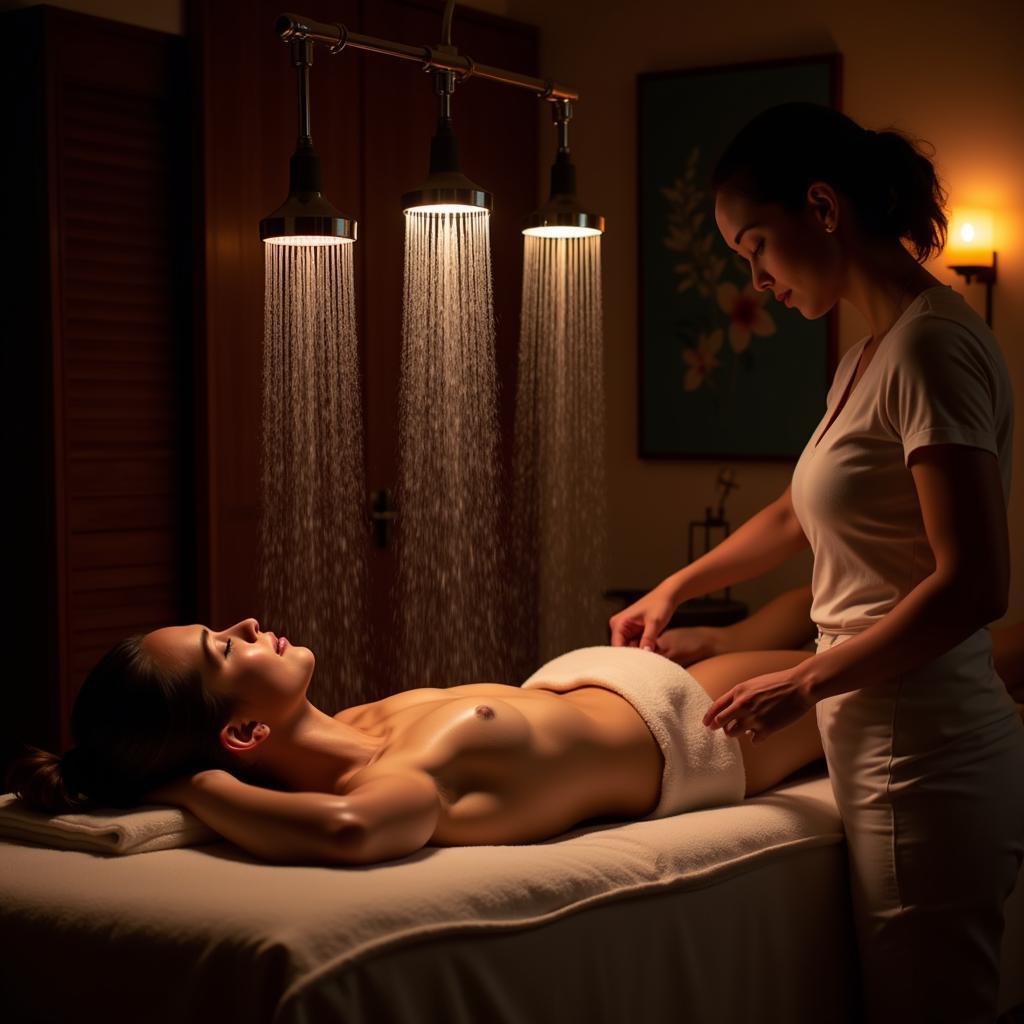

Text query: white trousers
(815, 628), (1024, 1024)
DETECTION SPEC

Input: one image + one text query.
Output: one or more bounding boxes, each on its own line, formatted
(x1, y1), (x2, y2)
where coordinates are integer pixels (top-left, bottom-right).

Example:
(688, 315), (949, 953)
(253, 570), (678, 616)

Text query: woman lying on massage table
(7, 614), (1021, 867)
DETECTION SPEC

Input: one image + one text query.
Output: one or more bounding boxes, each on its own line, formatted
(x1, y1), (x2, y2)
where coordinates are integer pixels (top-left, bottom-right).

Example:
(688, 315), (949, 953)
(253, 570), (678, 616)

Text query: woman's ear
(220, 720), (271, 755)
(805, 182), (839, 231)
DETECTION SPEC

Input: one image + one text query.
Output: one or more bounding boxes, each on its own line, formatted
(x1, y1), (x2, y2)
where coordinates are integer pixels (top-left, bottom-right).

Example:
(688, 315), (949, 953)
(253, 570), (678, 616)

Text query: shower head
(260, 38), (357, 245)
(402, 68), (493, 215)
(524, 100), (604, 238)
(260, 141), (357, 245)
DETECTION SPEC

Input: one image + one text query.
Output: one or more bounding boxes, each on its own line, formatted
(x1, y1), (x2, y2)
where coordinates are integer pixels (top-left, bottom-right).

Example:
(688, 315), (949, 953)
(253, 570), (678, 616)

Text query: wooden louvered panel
(69, 529), (177, 569)
(62, 342), (175, 366)
(64, 263), (168, 288)
(66, 418), (180, 451)
(69, 495), (178, 532)
(64, 322), (176, 345)
(61, 180), (168, 213)
(71, 563), (179, 594)
(64, 396), (177, 422)
(66, 456), (177, 497)
(1, 6), (192, 766)
(64, 376), (178, 407)
(55, 39), (191, 736)
(62, 280), (174, 305)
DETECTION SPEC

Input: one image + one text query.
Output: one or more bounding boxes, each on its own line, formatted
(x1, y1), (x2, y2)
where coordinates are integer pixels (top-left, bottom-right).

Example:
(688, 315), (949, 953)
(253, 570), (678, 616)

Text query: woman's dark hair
(711, 102), (948, 263)
(5, 635), (269, 813)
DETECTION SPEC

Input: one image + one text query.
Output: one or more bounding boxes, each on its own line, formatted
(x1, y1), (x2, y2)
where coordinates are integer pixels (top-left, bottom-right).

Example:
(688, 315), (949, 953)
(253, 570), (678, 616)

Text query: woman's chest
(792, 365), (921, 532)
(340, 686), (602, 794)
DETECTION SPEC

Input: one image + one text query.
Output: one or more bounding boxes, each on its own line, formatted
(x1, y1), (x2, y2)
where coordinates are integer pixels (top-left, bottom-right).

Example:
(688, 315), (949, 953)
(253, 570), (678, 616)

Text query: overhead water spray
(258, 5), (606, 691)
(259, 36), (369, 709)
(513, 233), (607, 670)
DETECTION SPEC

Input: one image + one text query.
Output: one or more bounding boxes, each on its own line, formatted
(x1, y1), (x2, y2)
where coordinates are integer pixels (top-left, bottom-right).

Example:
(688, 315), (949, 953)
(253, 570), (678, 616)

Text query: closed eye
(752, 239), (764, 257)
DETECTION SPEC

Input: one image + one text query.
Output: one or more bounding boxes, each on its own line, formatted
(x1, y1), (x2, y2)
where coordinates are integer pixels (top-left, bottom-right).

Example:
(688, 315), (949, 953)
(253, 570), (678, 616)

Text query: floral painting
(637, 55), (840, 458)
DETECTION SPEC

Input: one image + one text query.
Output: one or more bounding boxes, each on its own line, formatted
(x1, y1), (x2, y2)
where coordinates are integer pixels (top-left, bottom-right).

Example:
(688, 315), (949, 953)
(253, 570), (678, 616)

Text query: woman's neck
(249, 702), (383, 794)
(841, 238), (943, 344)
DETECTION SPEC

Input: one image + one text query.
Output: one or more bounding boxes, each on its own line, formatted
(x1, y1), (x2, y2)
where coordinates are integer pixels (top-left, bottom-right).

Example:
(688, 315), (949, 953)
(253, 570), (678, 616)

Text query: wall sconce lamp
(946, 208), (997, 328)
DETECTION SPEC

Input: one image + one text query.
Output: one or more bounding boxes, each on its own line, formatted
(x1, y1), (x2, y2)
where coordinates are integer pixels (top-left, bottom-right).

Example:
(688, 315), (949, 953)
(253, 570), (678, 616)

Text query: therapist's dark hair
(5, 636), (269, 813)
(711, 102), (948, 263)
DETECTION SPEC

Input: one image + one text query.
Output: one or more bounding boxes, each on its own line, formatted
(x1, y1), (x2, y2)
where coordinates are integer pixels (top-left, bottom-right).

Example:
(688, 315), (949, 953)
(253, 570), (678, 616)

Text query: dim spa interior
(2, 0), (1024, 1021)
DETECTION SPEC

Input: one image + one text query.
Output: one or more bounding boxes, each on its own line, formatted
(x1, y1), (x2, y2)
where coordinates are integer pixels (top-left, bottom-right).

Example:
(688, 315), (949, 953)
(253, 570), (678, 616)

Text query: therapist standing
(611, 102), (1024, 1023)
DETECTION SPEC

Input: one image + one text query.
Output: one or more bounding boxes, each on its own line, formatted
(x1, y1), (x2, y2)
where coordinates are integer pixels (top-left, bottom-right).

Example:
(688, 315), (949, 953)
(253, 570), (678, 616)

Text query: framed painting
(637, 54), (841, 459)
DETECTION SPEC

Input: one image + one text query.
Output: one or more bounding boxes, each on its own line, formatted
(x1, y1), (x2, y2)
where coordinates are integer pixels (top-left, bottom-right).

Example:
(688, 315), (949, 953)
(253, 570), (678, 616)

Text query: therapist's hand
(701, 665), (815, 743)
(609, 583), (679, 650)
(655, 626), (722, 666)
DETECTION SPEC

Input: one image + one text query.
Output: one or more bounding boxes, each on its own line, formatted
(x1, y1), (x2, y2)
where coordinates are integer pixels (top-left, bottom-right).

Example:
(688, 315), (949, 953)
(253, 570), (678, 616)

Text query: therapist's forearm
(798, 572), (1003, 702)
(663, 493), (808, 602)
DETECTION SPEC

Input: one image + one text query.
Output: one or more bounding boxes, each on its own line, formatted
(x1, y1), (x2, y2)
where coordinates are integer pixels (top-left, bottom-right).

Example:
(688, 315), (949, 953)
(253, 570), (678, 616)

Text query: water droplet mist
(514, 234), (607, 670)
(260, 242), (371, 710)
(397, 210), (506, 686)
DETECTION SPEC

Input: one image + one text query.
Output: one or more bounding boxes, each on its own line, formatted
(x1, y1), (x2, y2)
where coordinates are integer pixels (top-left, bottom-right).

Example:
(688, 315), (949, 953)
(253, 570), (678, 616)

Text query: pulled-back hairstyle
(6, 635), (272, 813)
(711, 102), (948, 263)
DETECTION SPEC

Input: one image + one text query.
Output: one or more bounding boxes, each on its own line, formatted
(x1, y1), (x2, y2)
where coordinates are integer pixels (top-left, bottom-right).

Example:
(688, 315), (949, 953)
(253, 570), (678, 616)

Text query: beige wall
(509, 0), (1024, 626)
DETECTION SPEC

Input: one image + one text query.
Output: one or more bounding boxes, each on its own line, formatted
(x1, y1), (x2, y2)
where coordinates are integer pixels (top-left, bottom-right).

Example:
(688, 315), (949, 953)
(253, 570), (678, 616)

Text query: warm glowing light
(946, 208), (994, 265)
(264, 235), (354, 247)
(404, 204), (490, 216)
(522, 225), (603, 238)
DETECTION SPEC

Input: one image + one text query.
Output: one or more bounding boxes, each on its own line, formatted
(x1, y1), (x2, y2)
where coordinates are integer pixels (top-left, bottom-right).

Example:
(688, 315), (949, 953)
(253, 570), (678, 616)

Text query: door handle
(369, 488), (396, 548)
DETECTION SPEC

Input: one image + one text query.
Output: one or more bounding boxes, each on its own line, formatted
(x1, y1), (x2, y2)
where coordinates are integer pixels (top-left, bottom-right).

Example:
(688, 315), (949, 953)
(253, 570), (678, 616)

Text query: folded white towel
(0, 793), (219, 855)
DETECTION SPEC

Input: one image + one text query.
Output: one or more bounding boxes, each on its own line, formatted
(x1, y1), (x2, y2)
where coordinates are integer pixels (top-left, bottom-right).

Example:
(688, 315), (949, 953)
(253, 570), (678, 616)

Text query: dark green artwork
(637, 55), (840, 458)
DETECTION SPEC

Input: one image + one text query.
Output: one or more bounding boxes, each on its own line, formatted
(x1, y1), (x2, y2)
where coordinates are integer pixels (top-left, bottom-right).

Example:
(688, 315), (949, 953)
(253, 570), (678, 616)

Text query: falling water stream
(397, 210), (505, 687)
(261, 242), (371, 710)
(514, 234), (607, 671)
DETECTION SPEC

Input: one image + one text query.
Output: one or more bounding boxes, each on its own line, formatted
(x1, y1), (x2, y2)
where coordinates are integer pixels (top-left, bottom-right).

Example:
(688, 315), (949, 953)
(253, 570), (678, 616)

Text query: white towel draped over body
(522, 646), (747, 817)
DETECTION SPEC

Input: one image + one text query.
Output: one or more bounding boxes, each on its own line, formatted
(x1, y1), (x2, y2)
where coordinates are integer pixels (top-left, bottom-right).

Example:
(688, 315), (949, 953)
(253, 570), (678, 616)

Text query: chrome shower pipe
(554, 98), (572, 152)
(292, 37), (313, 144)
(275, 12), (579, 102)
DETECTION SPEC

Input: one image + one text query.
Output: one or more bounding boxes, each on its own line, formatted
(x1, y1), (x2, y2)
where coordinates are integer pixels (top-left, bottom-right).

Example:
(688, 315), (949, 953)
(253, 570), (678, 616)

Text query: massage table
(2, 763), (1022, 1024)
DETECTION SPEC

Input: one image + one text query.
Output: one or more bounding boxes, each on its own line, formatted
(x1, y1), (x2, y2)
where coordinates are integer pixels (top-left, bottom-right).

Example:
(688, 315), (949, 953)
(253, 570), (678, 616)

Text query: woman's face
(143, 618), (315, 715)
(713, 185), (841, 319)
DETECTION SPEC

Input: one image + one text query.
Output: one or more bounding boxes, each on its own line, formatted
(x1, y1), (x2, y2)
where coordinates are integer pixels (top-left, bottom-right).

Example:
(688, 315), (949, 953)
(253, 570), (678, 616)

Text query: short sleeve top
(790, 284), (1013, 635)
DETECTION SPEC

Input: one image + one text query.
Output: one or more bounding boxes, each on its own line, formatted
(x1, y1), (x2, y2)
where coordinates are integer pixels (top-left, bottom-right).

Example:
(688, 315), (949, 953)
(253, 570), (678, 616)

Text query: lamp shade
(947, 208), (994, 266)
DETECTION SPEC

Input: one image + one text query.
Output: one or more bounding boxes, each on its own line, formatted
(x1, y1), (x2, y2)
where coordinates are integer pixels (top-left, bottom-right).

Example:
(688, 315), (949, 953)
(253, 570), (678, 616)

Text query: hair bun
(4, 744), (92, 813)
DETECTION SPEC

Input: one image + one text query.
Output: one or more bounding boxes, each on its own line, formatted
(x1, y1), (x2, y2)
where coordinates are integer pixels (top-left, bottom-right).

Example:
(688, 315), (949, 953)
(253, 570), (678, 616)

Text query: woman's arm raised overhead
(148, 770), (358, 866)
(327, 771), (441, 865)
(150, 768), (441, 866)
